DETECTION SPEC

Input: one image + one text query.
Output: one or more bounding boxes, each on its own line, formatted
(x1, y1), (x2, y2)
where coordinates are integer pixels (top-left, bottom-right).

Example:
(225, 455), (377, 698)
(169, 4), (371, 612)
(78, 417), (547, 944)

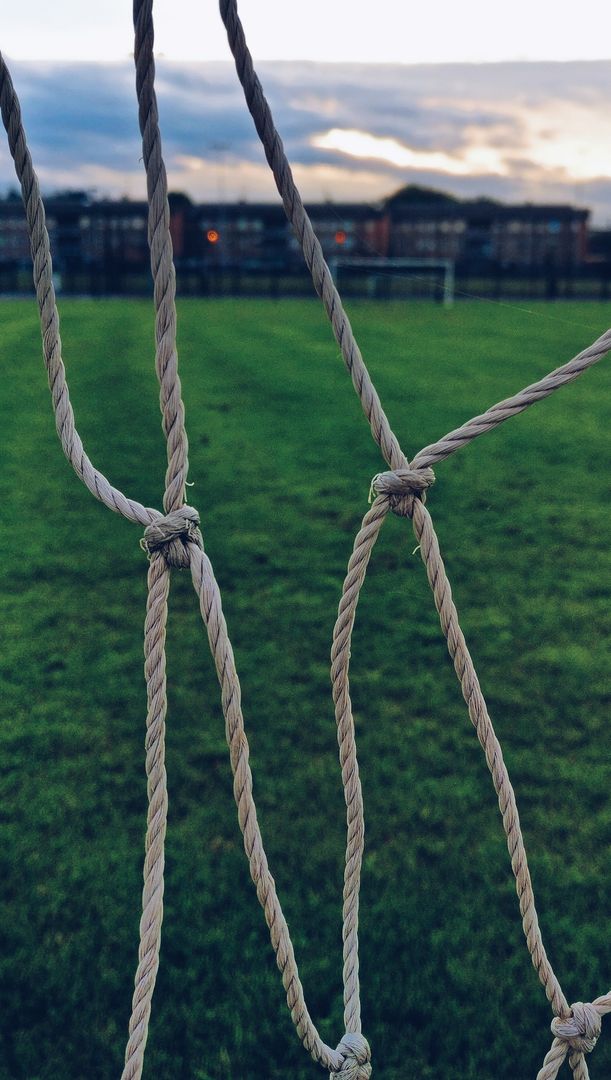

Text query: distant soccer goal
(329, 256), (455, 306)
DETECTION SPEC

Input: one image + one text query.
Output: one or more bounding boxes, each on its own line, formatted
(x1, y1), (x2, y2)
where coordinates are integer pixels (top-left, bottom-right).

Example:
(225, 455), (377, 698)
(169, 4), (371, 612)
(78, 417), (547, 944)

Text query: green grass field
(0, 298), (609, 1080)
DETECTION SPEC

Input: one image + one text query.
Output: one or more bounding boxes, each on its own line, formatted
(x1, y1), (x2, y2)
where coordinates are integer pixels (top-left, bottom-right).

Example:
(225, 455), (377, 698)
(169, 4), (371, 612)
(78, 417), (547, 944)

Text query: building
(83, 199), (149, 271)
(0, 185), (595, 291)
(0, 191), (31, 266)
(166, 200), (387, 270)
(189, 202), (291, 269)
(385, 186), (588, 269)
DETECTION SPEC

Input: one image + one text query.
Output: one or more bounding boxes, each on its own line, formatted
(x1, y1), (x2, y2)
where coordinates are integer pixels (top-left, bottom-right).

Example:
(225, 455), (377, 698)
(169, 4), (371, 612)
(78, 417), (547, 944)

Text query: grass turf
(0, 298), (610, 1079)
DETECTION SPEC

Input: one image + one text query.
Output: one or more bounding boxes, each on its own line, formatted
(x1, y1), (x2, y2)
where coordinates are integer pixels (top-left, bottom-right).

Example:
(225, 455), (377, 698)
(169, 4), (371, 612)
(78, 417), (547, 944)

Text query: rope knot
(329, 1033), (372, 1079)
(140, 505), (203, 568)
(369, 466), (435, 517)
(551, 1002), (602, 1055)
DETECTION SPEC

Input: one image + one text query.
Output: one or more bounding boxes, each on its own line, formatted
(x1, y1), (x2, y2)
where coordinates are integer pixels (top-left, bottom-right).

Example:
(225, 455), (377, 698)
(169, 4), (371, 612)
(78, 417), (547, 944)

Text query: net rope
(0, 0), (609, 1076)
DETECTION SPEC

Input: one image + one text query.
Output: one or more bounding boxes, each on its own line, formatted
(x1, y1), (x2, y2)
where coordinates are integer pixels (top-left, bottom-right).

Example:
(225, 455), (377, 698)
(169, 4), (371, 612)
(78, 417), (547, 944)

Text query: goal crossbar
(330, 256), (455, 306)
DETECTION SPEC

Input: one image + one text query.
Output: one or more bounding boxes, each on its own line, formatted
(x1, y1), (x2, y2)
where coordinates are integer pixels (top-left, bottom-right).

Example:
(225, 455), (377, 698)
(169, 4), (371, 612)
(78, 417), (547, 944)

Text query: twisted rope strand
(0, 45), (176, 1080)
(122, 553), (170, 1080)
(330, 500), (389, 1034)
(0, 53), (159, 528)
(219, 0), (406, 474)
(219, 0), (611, 485)
(121, 5), (197, 1073)
(413, 327), (611, 470)
(188, 541), (345, 1074)
(408, 495), (569, 1018)
(133, 0), (189, 513)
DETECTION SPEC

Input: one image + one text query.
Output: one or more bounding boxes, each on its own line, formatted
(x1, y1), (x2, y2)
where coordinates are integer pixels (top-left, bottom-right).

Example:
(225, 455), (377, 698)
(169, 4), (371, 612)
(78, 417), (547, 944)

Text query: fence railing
(1, 262), (611, 301)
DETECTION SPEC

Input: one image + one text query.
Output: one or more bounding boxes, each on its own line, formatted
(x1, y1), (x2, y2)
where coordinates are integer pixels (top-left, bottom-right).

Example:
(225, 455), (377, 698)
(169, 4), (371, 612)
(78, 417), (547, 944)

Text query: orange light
(335, 230), (347, 245)
(207, 229), (219, 244)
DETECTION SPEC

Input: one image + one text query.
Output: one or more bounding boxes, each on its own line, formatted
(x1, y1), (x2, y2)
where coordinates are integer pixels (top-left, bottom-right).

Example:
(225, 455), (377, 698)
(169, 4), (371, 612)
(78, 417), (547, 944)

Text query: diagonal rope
(408, 492), (567, 1014)
(218, 0), (407, 475)
(218, 0), (611, 479)
(412, 327), (611, 469)
(0, 53), (160, 529)
(188, 540), (351, 1075)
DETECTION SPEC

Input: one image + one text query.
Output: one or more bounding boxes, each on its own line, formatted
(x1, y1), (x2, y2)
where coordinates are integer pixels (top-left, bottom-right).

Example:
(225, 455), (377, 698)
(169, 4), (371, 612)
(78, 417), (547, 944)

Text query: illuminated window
(335, 230), (347, 245)
(207, 229), (219, 244)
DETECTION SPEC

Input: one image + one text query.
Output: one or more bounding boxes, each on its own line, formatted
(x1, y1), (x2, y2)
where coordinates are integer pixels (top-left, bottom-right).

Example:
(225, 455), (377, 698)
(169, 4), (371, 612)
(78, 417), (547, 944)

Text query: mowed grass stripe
(0, 298), (609, 1080)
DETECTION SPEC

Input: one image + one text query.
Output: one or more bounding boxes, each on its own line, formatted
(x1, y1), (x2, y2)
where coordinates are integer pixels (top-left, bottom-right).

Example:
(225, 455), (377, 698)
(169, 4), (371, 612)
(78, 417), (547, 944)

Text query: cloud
(311, 128), (508, 177)
(1, 58), (611, 222)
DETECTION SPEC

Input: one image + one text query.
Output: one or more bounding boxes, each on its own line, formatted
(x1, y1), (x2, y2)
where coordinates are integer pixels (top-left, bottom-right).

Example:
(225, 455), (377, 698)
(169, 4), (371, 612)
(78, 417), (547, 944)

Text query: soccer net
(329, 256), (455, 306)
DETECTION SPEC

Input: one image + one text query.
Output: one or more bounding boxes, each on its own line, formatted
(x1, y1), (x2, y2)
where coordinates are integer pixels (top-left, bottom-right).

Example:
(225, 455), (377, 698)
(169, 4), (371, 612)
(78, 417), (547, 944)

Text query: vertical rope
(330, 501), (389, 1034)
(123, 4), (193, 1072)
(133, 0), (189, 513)
(122, 554), (170, 1080)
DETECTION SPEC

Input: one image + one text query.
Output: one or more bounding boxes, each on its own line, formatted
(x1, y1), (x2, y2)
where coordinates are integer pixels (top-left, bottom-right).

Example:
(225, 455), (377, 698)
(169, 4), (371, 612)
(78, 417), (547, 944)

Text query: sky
(2, 2), (611, 222)
(3, 1), (610, 64)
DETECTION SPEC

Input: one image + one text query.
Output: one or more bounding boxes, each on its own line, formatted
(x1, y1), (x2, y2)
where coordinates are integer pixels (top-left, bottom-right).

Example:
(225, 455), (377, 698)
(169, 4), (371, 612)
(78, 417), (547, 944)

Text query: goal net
(329, 256), (455, 306)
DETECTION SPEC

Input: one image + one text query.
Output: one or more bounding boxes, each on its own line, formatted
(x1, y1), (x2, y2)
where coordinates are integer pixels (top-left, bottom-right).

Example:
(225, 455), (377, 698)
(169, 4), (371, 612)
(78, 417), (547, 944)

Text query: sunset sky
(2, 2), (611, 222)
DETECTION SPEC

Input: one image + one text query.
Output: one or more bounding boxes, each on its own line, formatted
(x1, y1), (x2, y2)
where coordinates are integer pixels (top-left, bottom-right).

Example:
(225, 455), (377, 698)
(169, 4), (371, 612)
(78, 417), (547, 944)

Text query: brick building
(83, 199), (149, 270)
(0, 185), (593, 287)
(0, 191), (31, 265)
(385, 187), (588, 269)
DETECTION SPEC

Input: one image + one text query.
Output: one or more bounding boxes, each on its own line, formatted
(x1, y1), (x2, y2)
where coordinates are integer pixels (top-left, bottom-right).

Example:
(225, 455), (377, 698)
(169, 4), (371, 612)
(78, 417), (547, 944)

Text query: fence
(1, 261), (611, 301)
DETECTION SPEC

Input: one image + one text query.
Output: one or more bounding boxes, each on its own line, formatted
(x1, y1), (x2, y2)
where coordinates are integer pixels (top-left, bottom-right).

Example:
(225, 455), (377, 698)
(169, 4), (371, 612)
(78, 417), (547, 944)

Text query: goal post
(329, 256), (455, 307)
